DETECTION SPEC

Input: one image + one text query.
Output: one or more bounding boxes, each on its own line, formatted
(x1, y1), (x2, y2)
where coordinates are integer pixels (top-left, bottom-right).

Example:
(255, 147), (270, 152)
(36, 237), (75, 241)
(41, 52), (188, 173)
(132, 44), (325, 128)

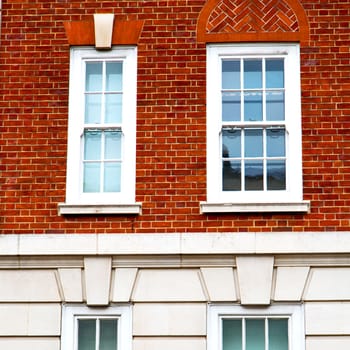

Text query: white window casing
(202, 44), (310, 213)
(59, 47), (141, 215)
(61, 305), (132, 350)
(208, 304), (305, 350)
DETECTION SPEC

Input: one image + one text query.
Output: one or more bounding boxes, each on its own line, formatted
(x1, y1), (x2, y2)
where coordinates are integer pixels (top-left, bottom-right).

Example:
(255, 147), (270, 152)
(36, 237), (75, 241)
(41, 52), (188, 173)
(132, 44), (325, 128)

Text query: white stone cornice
(1, 232), (350, 256)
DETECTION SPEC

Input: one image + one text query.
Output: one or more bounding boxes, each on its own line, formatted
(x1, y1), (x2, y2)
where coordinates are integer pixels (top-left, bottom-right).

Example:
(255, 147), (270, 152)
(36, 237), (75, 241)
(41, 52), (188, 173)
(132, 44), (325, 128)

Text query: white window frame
(61, 305), (132, 350)
(201, 43), (310, 213)
(208, 304), (305, 350)
(59, 46), (141, 215)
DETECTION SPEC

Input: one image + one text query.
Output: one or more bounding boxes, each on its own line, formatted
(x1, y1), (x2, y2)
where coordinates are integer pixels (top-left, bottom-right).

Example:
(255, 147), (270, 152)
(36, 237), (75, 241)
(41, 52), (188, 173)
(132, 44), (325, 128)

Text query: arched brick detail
(197, 0), (309, 45)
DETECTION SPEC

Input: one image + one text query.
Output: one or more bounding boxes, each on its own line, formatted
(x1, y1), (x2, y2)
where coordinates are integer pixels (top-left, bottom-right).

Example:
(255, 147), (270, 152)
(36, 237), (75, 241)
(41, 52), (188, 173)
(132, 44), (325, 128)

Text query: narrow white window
(202, 44), (309, 213)
(208, 305), (305, 350)
(59, 47), (141, 214)
(61, 305), (132, 350)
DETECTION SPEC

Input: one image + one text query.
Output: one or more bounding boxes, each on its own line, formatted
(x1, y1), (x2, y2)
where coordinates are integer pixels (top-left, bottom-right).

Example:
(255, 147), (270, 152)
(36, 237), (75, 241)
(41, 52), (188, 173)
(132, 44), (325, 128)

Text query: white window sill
(200, 201), (310, 213)
(58, 203), (142, 215)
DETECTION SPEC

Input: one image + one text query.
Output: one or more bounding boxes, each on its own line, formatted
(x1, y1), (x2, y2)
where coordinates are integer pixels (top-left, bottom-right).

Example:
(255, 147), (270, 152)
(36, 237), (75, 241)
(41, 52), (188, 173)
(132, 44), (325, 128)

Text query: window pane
(100, 319), (118, 350)
(223, 160), (241, 191)
(222, 129), (241, 158)
(244, 60), (262, 89)
(104, 163), (121, 192)
(246, 319), (265, 350)
(84, 131), (101, 160)
(105, 131), (122, 160)
(78, 319), (96, 350)
(222, 60), (240, 90)
(244, 92), (262, 121)
(267, 160), (286, 190)
(222, 92), (241, 122)
(85, 94), (102, 124)
(245, 160), (263, 191)
(86, 63), (102, 92)
(106, 62), (123, 91)
(105, 94), (122, 124)
(269, 319), (289, 350)
(223, 319), (242, 350)
(266, 59), (284, 88)
(266, 91), (285, 121)
(267, 129), (285, 157)
(84, 163), (101, 192)
(245, 129), (263, 157)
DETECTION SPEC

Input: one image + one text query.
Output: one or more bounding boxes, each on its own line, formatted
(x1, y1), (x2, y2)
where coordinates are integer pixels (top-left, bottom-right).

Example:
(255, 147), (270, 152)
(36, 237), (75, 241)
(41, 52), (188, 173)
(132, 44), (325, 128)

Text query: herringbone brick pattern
(207, 0), (299, 33)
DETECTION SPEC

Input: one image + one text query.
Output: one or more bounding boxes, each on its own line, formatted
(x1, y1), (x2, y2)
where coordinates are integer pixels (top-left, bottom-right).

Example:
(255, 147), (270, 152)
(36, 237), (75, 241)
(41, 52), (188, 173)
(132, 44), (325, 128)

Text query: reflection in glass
(266, 59), (284, 88)
(222, 129), (241, 158)
(78, 319), (96, 350)
(105, 94), (122, 124)
(105, 131), (122, 160)
(106, 62), (123, 91)
(85, 94), (102, 124)
(266, 91), (285, 121)
(245, 129), (263, 157)
(86, 63), (102, 92)
(223, 319), (242, 350)
(83, 163), (101, 192)
(100, 319), (118, 350)
(84, 131), (101, 160)
(244, 60), (262, 89)
(222, 92), (241, 122)
(104, 163), (121, 192)
(267, 160), (286, 190)
(269, 319), (289, 350)
(223, 160), (241, 191)
(222, 60), (240, 90)
(245, 160), (263, 191)
(267, 129), (285, 157)
(244, 92), (262, 121)
(246, 319), (265, 350)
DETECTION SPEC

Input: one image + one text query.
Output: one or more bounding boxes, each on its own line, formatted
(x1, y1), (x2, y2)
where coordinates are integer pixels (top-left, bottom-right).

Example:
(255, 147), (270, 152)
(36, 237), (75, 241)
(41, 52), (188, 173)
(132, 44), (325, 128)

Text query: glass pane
(266, 91), (285, 121)
(246, 319), (265, 350)
(222, 129), (241, 158)
(105, 94), (122, 124)
(78, 319), (96, 350)
(100, 319), (118, 350)
(84, 163), (101, 192)
(266, 59), (284, 88)
(104, 163), (121, 192)
(267, 160), (286, 190)
(222, 60), (240, 90)
(223, 319), (242, 350)
(267, 129), (285, 157)
(244, 60), (262, 89)
(245, 129), (263, 157)
(223, 160), (241, 191)
(85, 94), (102, 124)
(84, 131), (101, 160)
(222, 92), (241, 122)
(244, 92), (262, 121)
(245, 160), (263, 191)
(106, 62), (123, 91)
(269, 319), (289, 350)
(86, 62), (102, 92)
(105, 131), (122, 160)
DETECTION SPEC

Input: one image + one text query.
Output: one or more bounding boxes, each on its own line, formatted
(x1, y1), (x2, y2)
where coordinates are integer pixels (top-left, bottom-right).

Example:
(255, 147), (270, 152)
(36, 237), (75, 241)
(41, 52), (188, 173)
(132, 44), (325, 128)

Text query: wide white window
(59, 47), (141, 215)
(202, 44), (309, 213)
(61, 305), (132, 350)
(208, 305), (305, 350)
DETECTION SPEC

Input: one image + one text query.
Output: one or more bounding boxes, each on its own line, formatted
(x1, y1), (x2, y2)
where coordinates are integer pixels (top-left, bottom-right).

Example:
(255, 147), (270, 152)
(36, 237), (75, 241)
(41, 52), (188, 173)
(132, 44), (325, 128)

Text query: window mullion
(265, 317), (269, 350)
(242, 318), (246, 350)
(96, 318), (100, 350)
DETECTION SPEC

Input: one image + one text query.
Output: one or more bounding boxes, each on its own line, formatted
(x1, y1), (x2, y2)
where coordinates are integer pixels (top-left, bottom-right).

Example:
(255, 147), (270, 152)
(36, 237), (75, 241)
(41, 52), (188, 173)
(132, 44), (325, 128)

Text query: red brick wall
(0, 0), (349, 233)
